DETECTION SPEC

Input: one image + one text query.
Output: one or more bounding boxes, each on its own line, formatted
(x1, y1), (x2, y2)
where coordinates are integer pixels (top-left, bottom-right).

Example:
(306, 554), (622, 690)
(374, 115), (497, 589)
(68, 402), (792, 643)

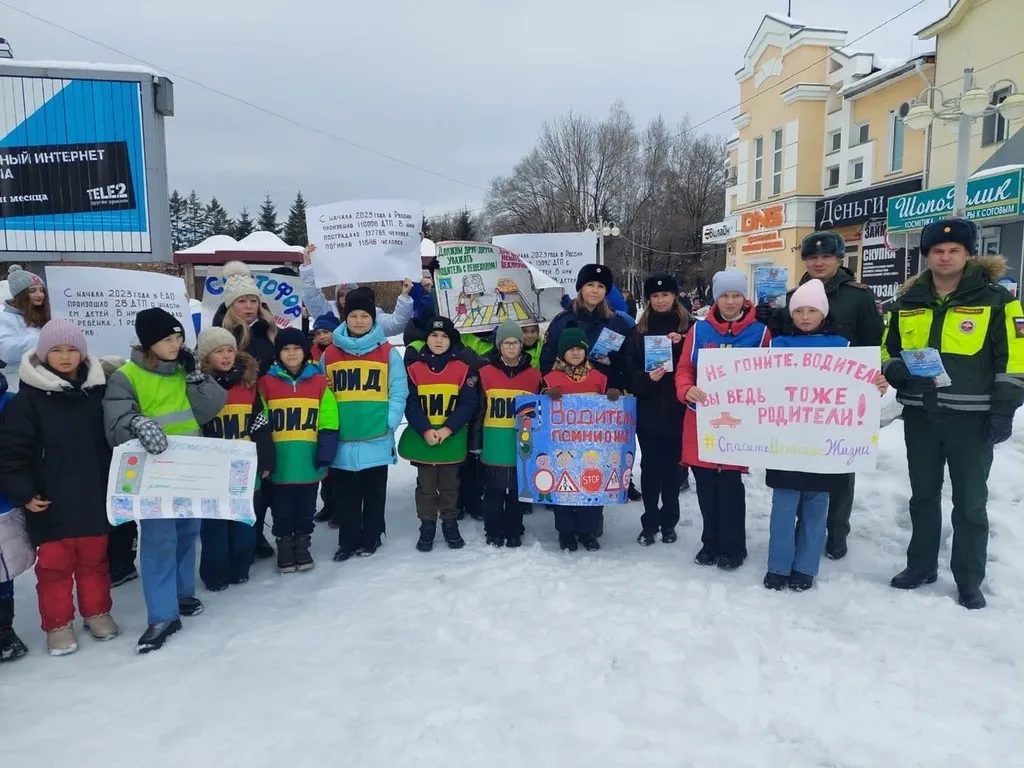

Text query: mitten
(544, 387), (562, 401)
(883, 359), (936, 395)
(982, 413), (1013, 445)
(185, 369), (208, 385)
(177, 347), (197, 374)
(129, 415), (168, 455)
(606, 388), (622, 402)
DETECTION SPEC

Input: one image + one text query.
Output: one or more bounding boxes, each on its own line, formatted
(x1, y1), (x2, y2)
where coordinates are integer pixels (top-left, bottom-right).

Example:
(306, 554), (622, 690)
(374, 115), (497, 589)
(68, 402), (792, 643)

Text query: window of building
(844, 243), (860, 279)
(826, 165), (840, 189)
(850, 159), (864, 182)
(889, 111), (905, 172)
(979, 226), (1000, 255)
(853, 122), (869, 145)
(772, 129), (783, 195)
(753, 136), (763, 201)
(982, 87), (1012, 146)
(827, 130), (842, 154)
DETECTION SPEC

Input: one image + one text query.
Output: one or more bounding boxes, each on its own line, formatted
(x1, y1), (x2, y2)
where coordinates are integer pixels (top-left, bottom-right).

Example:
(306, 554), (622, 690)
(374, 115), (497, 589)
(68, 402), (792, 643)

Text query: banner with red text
(514, 394), (637, 506)
(694, 347), (882, 473)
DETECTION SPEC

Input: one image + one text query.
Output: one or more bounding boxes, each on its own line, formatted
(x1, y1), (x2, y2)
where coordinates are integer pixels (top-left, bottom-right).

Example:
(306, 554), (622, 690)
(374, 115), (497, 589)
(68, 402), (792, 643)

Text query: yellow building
(710, 14), (936, 302)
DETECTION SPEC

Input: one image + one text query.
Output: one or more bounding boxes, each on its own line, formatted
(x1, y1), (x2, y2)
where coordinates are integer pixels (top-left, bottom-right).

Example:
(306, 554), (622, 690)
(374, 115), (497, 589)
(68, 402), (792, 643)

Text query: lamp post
(903, 68), (1024, 216)
(585, 219), (620, 266)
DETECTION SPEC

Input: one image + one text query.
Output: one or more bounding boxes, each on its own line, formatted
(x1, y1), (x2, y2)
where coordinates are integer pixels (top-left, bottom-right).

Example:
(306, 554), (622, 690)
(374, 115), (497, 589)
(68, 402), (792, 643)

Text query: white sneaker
(46, 623), (78, 656)
(84, 613), (119, 641)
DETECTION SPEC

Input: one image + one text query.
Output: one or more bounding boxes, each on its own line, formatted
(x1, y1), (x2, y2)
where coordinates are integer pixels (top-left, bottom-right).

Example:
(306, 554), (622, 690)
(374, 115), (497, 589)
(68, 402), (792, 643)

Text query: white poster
(202, 268), (302, 329)
(304, 198), (422, 287)
(47, 266), (196, 358)
(491, 231), (595, 298)
(695, 347), (882, 473)
(106, 436), (258, 525)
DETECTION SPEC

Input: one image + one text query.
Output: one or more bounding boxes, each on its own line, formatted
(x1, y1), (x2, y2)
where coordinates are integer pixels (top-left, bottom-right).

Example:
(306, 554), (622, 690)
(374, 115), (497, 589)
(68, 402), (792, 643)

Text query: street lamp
(585, 219), (620, 265)
(903, 67), (1024, 215)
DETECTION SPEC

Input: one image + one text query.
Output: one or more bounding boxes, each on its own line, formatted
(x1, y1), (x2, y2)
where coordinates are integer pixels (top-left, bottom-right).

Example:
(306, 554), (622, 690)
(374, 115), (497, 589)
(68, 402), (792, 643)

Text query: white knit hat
(197, 326), (237, 362)
(221, 261), (260, 309)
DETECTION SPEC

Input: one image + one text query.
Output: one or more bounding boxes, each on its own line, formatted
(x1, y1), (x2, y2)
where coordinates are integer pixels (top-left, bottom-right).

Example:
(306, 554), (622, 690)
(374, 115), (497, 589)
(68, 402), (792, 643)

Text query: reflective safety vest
(541, 368), (608, 395)
(206, 384), (258, 441)
(118, 361), (199, 436)
(258, 370), (329, 485)
(322, 342), (391, 442)
(479, 364), (542, 467)
(397, 359), (470, 464)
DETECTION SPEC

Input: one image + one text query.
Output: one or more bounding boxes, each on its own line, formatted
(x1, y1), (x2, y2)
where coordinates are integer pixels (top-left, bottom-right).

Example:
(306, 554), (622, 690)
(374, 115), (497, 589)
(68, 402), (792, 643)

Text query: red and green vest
(479, 364), (542, 467)
(542, 368), (608, 395)
(398, 359), (470, 465)
(207, 383), (265, 489)
(257, 369), (333, 485)
(322, 342), (391, 442)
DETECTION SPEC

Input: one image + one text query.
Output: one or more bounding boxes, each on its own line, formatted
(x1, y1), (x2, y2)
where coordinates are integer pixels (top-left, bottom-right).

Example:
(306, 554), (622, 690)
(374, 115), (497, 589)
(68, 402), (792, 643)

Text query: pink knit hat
(789, 279), (829, 317)
(36, 318), (88, 359)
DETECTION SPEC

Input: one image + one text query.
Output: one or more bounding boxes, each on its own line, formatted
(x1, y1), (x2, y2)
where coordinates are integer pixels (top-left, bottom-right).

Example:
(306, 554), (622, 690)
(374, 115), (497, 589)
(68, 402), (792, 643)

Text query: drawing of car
(710, 412), (742, 428)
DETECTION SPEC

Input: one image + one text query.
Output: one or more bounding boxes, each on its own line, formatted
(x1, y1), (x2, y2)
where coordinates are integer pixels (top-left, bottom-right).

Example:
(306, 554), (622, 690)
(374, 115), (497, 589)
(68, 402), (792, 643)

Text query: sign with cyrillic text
(695, 347), (882, 472)
(202, 267), (302, 329)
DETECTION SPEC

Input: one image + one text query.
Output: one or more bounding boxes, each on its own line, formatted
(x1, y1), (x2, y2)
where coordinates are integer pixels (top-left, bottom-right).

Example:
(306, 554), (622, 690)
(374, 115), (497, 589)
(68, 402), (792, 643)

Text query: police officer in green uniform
(757, 230), (884, 559)
(881, 217), (1024, 609)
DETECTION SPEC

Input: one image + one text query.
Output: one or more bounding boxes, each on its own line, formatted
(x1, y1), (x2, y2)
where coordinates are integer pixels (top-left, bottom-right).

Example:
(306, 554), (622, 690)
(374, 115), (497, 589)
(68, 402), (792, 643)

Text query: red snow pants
(35, 535), (112, 631)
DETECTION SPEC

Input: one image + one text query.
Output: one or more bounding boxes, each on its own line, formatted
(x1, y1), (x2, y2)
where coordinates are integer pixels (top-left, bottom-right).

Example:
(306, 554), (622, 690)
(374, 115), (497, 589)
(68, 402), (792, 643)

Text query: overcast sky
(4, 0), (950, 218)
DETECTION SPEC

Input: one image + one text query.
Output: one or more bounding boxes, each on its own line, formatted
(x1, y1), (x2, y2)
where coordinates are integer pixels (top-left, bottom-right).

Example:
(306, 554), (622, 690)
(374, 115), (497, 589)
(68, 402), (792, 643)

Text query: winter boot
(136, 619), (182, 654)
(579, 535), (601, 552)
(276, 536), (296, 574)
(559, 534), (578, 552)
(84, 613), (119, 641)
(694, 547), (718, 566)
(636, 531), (656, 547)
(716, 555), (744, 571)
(254, 533), (275, 560)
(333, 546), (358, 562)
(358, 537), (382, 557)
(505, 534), (523, 548)
(788, 572), (813, 592)
(661, 529), (678, 544)
(294, 534), (314, 571)
(178, 596), (204, 617)
(627, 482), (642, 502)
(957, 585), (986, 610)
(441, 519), (465, 550)
(0, 599), (28, 662)
(890, 567), (938, 590)
(825, 537), (848, 561)
(763, 572), (788, 591)
(485, 534), (505, 547)
(110, 564), (139, 588)
(46, 623), (78, 657)
(416, 520), (437, 552)
(313, 507), (333, 524)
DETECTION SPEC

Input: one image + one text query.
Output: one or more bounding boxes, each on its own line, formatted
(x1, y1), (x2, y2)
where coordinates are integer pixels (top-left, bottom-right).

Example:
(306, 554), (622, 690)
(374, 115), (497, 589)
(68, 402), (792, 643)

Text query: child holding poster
(398, 316), (478, 552)
(471, 320), (542, 548)
(259, 329), (339, 574)
(763, 280), (887, 591)
(675, 270), (770, 571)
(0, 320), (117, 656)
(103, 308), (226, 654)
(541, 328), (621, 552)
(197, 328), (276, 589)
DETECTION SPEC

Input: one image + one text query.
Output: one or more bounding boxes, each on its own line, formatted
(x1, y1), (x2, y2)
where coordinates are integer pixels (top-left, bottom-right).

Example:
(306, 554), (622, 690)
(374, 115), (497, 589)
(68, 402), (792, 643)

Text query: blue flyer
(644, 335), (673, 372)
(900, 348), (952, 388)
(589, 327), (626, 362)
(754, 266), (789, 307)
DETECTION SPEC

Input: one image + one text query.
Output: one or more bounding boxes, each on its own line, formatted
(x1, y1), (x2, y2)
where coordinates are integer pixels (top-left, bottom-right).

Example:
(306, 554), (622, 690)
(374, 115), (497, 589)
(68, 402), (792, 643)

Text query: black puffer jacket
(623, 310), (687, 437)
(212, 303), (276, 375)
(0, 356), (112, 546)
(540, 305), (633, 389)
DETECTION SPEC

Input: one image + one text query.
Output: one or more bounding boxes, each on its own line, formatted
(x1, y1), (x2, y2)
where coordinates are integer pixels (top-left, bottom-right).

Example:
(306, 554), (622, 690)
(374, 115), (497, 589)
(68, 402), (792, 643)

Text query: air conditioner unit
(898, 101), (912, 119)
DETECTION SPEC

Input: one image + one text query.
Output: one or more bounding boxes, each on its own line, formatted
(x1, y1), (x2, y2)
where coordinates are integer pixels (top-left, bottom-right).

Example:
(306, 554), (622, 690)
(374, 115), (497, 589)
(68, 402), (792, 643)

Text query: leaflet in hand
(900, 348), (952, 388)
(754, 266), (789, 308)
(589, 328), (626, 362)
(644, 335), (674, 372)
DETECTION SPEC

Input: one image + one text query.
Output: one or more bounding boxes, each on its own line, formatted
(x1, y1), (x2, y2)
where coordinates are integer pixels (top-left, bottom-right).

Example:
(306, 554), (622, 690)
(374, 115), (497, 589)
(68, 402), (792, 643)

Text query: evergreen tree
(256, 192), (281, 234)
(168, 190), (187, 250)
(233, 206), (255, 239)
(184, 189), (210, 247)
(453, 207), (477, 242)
(283, 191), (308, 246)
(421, 211), (433, 241)
(206, 196), (234, 236)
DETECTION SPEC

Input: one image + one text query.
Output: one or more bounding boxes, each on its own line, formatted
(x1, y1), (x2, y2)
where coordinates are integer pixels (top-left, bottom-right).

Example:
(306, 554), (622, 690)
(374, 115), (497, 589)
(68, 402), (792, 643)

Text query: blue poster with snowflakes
(514, 394), (637, 507)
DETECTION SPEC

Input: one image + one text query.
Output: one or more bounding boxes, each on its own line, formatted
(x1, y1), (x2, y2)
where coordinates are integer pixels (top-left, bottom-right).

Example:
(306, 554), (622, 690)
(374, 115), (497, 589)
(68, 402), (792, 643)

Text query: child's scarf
(553, 357), (592, 382)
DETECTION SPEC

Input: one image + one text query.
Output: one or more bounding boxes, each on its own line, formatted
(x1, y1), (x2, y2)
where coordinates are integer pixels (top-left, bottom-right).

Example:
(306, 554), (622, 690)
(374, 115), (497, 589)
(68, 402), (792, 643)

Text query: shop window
(844, 243), (860, 278)
(979, 226), (1001, 255)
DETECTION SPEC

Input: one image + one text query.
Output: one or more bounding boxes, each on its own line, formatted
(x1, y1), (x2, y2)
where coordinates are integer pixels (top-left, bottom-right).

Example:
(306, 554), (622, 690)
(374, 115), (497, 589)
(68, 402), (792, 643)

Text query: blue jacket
(409, 283), (436, 320)
(321, 321), (408, 471)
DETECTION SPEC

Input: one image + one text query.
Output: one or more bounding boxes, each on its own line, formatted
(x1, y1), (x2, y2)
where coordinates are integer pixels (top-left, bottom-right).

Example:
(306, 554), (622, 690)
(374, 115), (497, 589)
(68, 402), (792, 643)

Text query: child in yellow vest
(398, 316), (479, 552)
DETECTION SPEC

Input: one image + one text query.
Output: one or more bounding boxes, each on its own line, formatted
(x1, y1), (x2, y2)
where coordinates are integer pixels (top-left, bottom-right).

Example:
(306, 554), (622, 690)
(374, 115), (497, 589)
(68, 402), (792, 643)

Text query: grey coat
(103, 349), (227, 447)
(0, 508), (34, 581)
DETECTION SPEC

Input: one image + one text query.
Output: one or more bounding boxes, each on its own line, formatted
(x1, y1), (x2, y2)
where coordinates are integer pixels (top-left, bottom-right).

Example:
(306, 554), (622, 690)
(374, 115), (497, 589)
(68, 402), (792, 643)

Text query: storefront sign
(739, 204), (785, 254)
(701, 219), (736, 244)
(859, 219), (909, 303)
(887, 170), (1023, 233)
(815, 177), (922, 230)
(740, 231), (786, 254)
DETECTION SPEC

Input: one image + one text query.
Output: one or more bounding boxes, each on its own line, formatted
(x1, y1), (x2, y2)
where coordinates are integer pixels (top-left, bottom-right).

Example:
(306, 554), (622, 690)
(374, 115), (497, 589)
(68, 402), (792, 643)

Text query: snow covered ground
(2, 414), (1023, 767)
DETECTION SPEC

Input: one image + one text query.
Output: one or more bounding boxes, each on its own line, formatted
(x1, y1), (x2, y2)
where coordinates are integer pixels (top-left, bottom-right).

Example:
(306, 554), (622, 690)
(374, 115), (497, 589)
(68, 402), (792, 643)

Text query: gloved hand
(882, 359), (937, 395)
(606, 388), (622, 402)
(982, 413), (1013, 445)
(754, 302), (775, 327)
(544, 387), (562, 401)
(177, 347), (197, 374)
(129, 415), (168, 455)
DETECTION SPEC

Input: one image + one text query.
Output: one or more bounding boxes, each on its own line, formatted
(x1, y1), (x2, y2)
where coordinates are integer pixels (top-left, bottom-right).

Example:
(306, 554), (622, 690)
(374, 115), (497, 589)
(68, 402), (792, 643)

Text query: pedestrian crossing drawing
(453, 300), (530, 329)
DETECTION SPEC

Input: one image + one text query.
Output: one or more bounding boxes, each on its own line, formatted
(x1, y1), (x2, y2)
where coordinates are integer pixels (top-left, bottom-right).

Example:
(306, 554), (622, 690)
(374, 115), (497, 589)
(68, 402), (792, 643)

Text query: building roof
(917, 0), (977, 39)
(0, 59), (163, 77)
(975, 135), (1024, 175)
(838, 53), (934, 98)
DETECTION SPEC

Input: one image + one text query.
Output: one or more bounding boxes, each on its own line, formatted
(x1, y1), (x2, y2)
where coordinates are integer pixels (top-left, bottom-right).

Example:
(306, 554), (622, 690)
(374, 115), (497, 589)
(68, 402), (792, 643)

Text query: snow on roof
(837, 54), (933, 97)
(232, 231), (304, 253)
(970, 164), (1024, 179)
(764, 12), (809, 28)
(0, 59), (163, 77)
(420, 237), (436, 258)
(176, 234), (239, 255)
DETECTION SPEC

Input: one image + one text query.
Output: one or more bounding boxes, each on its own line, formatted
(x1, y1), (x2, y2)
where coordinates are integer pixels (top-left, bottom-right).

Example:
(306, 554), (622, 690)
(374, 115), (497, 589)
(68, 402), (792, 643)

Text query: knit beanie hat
(343, 290), (376, 320)
(643, 273), (679, 300)
(312, 313), (340, 333)
(557, 327), (589, 358)
(220, 261), (261, 309)
(135, 308), (185, 350)
(7, 264), (44, 297)
(712, 269), (748, 300)
(425, 315), (461, 347)
(576, 263), (613, 293)
(789, 279), (830, 318)
(197, 326), (237, 362)
(36, 318), (87, 359)
(494, 319), (524, 347)
(274, 327), (311, 362)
